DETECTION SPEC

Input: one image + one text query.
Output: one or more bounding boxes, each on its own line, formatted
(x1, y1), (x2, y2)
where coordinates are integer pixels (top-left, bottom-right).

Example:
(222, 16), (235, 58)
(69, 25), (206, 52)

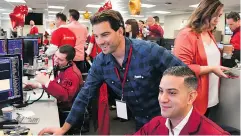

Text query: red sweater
(134, 108), (230, 135)
(230, 26), (240, 50)
(43, 63), (83, 108)
(29, 26), (38, 35)
(148, 24), (164, 38)
(51, 27), (76, 47)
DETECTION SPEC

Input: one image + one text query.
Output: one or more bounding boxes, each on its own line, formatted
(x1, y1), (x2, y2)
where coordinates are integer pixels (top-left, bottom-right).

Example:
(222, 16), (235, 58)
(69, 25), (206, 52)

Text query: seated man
(26, 45), (83, 109)
(134, 66), (229, 135)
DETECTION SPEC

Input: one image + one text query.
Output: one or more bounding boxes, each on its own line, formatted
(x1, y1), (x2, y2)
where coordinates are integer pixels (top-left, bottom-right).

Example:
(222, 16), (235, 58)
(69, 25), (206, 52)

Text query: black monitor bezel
(0, 54), (23, 104)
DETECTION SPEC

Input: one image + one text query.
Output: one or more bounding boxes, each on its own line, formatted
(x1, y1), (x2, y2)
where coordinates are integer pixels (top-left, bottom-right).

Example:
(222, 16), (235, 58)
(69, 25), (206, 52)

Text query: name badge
(115, 100), (128, 120)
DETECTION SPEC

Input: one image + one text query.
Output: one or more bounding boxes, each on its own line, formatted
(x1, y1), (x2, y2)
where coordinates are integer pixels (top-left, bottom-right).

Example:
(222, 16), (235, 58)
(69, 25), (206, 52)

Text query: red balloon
(10, 5), (28, 28)
(9, 13), (25, 29)
(98, 0), (112, 12)
(14, 5), (28, 15)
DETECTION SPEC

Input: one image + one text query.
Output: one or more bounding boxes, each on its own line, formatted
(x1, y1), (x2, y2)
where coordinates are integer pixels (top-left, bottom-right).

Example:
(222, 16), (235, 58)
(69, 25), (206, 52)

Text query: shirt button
(126, 79), (129, 82)
(146, 116), (149, 118)
(141, 109), (144, 111)
(111, 81), (114, 84)
(122, 68), (125, 70)
(131, 90), (134, 93)
(141, 76), (144, 79)
(136, 100), (138, 102)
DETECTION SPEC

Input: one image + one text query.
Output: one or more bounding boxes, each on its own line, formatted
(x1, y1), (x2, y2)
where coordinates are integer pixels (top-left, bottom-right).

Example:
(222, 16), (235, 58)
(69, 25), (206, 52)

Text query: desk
(210, 69), (240, 130)
(15, 89), (60, 134)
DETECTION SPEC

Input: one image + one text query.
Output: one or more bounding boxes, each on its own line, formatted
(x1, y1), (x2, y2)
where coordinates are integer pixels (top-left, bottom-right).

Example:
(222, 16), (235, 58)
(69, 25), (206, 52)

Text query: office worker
(29, 20), (39, 35)
(226, 12), (240, 63)
(64, 9), (88, 72)
(26, 45), (83, 109)
(45, 13), (76, 57)
(173, 0), (229, 116)
(134, 66), (229, 135)
(146, 16), (164, 38)
(125, 19), (139, 39)
(38, 10), (185, 135)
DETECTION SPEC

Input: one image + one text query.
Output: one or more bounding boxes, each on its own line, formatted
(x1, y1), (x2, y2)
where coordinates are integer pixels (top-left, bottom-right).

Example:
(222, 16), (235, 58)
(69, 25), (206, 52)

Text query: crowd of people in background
(18, 0), (240, 135)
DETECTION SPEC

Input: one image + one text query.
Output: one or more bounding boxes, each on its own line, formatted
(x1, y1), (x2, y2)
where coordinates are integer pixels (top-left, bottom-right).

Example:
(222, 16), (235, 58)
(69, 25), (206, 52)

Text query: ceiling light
(119, 11), (128, 14)
(189, 3), (199, 8)
(2, 13), (10, 14)
(0, 9), (5, 11)
(4, 0), (26, 3)
(79, 11), (92, 14)
(130, 15), (145, 18)
(86, 4), (101, 8)
(28, 8), (32, 10)
(141, 4), (156, 8)
(48, 6), (65, 9)
(152, 11), (171, 14)
(48, 11), (59, 14)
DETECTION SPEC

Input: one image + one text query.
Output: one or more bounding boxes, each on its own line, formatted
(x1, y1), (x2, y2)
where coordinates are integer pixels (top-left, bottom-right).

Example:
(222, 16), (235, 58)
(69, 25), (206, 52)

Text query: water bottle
(33, 56), (38, 69)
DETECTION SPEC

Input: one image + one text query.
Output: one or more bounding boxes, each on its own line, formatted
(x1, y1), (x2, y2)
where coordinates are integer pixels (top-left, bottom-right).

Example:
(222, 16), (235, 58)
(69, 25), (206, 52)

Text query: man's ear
(118, 27), (124, 35)
(188, 90), (198, 105)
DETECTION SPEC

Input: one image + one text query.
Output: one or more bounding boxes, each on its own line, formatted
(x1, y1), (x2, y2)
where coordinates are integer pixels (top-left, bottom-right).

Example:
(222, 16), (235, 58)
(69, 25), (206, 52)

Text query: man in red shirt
(45, 13), (76, 56)
(146, 16), (164, 38)
(25, 45), (83, 134)
(226, 12), (240, 62)
(29, 20), (39, 35)
(134, 66), (229, 135)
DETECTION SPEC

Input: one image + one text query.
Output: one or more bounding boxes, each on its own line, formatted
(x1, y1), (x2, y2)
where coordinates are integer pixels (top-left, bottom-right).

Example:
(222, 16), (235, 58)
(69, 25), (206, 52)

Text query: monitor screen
(7, 39), (23, 57)
(25, 13), (43, 25)
(23, 38), (39, 65)
(0, 39), (7, 55)
(0, 54), (23, 104)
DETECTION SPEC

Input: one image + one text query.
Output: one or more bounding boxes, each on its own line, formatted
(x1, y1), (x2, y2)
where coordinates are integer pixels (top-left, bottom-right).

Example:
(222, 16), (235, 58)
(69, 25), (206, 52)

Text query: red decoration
(98, 0), (112, 12)
(9, 5), (28, 29)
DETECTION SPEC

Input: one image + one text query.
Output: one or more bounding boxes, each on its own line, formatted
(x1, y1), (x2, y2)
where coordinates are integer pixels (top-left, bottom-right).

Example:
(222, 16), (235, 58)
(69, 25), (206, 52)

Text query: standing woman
(125, 19), (140, 39)
(174, 0), (229, 116)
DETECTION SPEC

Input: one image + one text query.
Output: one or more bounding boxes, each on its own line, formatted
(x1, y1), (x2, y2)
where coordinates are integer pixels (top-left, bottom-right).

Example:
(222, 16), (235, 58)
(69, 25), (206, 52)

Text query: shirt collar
(165, 107), (193, 136)
(105, 37), (132, 65)
(232, 26), (240, 36)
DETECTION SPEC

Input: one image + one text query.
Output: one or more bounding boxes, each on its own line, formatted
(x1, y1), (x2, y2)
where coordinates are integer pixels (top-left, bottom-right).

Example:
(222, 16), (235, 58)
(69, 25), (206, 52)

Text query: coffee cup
(1, 106), (14, 120)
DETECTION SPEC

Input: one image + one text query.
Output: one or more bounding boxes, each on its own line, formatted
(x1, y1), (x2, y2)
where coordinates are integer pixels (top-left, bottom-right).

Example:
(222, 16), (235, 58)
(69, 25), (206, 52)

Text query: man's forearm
(61, 122), (72, 133)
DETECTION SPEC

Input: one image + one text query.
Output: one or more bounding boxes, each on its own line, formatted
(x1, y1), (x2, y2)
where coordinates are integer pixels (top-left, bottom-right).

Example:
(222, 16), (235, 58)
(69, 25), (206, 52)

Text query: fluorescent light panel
(4, 0), (26, 3)
(141, 4), (156, 8)
(48, 6), (65, 9)
(152, 11), (171, 14)
(130, 15), (144, 18)
(189, 3), (199, 8)
(79, 11), (92, 14)
(2, 13), (10, 14)
(86, 4), (101, 8)
(48, 11), (59, 14)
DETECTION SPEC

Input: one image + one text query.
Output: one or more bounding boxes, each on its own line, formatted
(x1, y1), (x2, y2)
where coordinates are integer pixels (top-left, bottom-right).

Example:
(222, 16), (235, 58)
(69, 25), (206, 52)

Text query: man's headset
(53, 62), (73, 77)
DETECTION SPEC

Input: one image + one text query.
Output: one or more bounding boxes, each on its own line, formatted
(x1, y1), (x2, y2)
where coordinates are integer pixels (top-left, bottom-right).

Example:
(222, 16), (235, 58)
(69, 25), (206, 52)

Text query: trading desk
(210, 69), (240, 130)
(15, 89), (60, 134)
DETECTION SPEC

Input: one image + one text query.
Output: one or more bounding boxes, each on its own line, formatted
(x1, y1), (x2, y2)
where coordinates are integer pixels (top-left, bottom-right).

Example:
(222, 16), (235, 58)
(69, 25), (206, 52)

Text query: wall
(163, 13), (191, 39)
(163, 13), (232, 43)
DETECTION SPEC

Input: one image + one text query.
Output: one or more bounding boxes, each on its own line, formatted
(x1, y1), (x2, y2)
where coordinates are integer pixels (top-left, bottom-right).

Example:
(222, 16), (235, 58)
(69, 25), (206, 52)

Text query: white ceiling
(0, 0), (240, 22)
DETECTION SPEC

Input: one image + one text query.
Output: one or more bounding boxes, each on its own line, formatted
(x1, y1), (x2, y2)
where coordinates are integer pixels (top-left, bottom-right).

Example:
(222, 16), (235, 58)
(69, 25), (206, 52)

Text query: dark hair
(69, 9), (80, 21)
(90, 10), (124, 33)
(227, 12), (240, 22)
(58, 45), (76, 61)
(56, 12), (67, 22)
(188, 0), (223, 33)
(163, 66), (198, 90)
(153, 16), (160, 23)
(125, 19), (139, 38)
(139, 20), (145, 24)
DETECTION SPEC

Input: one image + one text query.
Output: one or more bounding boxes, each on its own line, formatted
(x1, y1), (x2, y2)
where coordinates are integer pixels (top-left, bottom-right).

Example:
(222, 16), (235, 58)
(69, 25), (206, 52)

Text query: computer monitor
(0, 39), (7, 55)
(23, 38), (39, 65)
(7, 38), (23, 57)
(162, 38), (175, 50)
(0, 54), (23, 104)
